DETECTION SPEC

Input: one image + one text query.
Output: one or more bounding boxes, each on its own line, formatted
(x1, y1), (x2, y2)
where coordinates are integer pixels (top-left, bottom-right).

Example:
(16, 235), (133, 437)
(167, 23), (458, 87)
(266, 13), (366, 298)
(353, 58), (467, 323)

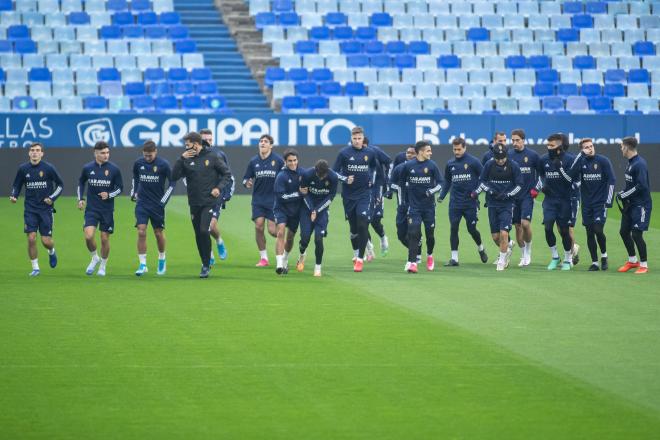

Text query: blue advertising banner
(0, 113), (656, 147)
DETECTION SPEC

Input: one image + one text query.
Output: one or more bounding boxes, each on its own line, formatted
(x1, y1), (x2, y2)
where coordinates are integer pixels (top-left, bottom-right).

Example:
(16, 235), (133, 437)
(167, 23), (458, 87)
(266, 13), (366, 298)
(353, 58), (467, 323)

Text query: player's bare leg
(84, 226), (101, 275)
(98, 231), (110, 276)
(254, 217), (270, 266)
(154, 227), (167, 275)
(136, 224), (149, 276)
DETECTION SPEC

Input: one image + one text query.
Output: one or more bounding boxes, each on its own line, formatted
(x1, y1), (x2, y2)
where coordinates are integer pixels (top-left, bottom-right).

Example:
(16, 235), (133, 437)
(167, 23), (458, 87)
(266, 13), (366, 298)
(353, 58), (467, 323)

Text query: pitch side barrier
(0, 113), (659, 148)
(1, 144), (658, 196)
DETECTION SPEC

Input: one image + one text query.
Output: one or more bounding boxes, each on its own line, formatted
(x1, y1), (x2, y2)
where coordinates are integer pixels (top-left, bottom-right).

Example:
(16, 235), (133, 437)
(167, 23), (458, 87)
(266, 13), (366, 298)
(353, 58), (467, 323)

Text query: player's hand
(346, 175), (354, 184)
(43, 198), (53, 206)
(299, 186), (308, 194)
(469, 191), (478, 200)
(530, 189), (539, 199)
(311, 210), (317, 222)
(182, 149), (196, 158)
(78, 199), (85, 210)
(9, 196), (17, 203)
(99, 192), (109, 200)
(211, 188), (220, 198)
(131, 194), (137, 202)
(605, 202), (613, 209)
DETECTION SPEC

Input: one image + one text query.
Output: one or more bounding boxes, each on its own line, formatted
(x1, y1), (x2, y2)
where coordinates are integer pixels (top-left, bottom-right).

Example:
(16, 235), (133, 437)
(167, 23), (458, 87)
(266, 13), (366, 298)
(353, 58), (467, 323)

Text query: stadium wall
(1, 144), (658, 196)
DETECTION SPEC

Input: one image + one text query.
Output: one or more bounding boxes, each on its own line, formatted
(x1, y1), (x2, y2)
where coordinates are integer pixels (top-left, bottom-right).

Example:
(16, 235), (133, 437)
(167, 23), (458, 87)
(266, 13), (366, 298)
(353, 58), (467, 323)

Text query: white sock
(159, 252), (166, 260)
(48, 248), (55, 255)
(451, 250), (458, 261)
(283, 250), (289, 262)
(138, 254), (147, 265)
(592, 261), (599, 265)
(629, 256), (638, 263)
(525, 241), (531, 255)
(640, 261), (648, 268)
(600, 252), (607, 258)
(90, 251), (99, 260)
(259, 250), (268, 260)
(499, 251), (507, 263)
(216, 237), (223, 245)
(315, 264), (322, 272)
(353, 249), (359, 258)
(550, 246), (559, 259)
(478, 244), (484, 251)
(31, 258), (39, 270)
(564, 251), (572, 264)
(100, 258), (108, 269)
(508, 239), (514, 249)
(210, 250), (215, 259)
(276, 255), (283, 268)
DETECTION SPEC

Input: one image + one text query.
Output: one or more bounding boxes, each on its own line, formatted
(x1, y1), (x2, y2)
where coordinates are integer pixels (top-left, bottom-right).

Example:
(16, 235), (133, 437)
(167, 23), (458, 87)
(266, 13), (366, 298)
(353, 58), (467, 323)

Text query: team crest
(205, 159), (209, 166)
(364, 155), (368, 162)
(464, 163), (468, 169)
(271, 160), (275, 166)
(594, 163), (598, 170)
(524, 156), (529, 163)
(39, 171), (44, 177)
(104, 170), (109, 176)
(153, 166), (158, 172)
(424, 167), (428, 174)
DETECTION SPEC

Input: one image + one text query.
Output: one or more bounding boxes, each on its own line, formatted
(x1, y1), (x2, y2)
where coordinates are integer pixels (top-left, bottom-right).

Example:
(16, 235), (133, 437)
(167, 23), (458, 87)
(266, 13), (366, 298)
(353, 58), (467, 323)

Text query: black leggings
(450, 219), (482, 251)
(300, 233), (325, 265)
(545, 222), (572, 252)
(348, 215), (370, 259)
(190, 205), (214, 267)
(585, 223), (607, 262)
(620, 215), (647, 261)
(408, 223), (435, 262)
(370, 217), (385, 238)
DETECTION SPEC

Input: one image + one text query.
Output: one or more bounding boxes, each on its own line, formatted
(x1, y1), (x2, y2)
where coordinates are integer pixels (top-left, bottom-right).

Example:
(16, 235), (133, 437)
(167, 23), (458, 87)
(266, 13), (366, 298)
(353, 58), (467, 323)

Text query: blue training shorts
(24, 209), (54, 236)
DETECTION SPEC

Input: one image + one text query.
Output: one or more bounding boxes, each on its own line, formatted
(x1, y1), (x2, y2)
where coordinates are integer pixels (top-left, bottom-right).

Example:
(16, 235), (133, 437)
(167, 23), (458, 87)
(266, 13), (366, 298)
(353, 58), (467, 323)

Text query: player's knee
(450, 222), (459, 234)
(631, 230), (644, 241)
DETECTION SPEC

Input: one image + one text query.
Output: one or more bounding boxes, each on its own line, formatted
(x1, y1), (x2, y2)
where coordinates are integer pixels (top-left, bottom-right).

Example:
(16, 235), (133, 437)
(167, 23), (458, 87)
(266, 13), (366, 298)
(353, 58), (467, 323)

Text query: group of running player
(10, 126), (652, 277)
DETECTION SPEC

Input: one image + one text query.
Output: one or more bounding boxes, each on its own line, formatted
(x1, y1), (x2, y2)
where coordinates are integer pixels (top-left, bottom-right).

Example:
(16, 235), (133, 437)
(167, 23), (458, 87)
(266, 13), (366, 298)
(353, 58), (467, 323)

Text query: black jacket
(172, 148), (232, 207)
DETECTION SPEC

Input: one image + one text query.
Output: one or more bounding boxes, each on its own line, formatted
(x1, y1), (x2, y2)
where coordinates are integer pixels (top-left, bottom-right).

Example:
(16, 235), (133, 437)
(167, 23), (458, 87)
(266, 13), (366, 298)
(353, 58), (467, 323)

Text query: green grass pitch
(1, 194), (659, 439)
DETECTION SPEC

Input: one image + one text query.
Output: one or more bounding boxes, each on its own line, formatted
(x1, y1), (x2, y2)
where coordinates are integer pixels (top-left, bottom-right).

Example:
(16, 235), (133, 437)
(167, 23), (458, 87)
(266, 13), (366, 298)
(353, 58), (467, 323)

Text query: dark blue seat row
(256, 11), (394, 28)
(264, 67), (333, 86)
(281, 95), (329, 112)
(143, 81), (219, 96)
(110, 11), (181, 26)
(107, 0), (154, 12)
(533, 82), (640, 98)
(99, 24), (189, 39)
(0, 39), (37, 53)
(542, 95), (614, 111)
(82, 94), (228, 111)
(143, 67), (213, 82)
(346, 54), (417, 68)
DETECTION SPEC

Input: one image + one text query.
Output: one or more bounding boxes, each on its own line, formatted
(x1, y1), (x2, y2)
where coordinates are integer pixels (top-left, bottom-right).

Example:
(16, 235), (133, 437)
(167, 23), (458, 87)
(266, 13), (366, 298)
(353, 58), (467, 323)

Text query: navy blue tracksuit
(11, 161), (63, 236)
(131, 156), (174, 229)
(77, 161), (123, 233)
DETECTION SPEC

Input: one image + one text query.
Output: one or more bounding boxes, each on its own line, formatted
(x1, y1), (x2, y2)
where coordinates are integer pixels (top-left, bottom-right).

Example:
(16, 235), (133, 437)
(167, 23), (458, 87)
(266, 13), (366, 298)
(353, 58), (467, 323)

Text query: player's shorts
(251, 202), (275, 221)
(512, 195), (534, 224)
(343, 195), (372, 222)
(299, 208), (329, 240)
(449, 204), (478, 226)
(24, 209), (53, 236)
(488, 204), (513, 234)
(211, 203), (222, 220)
(274, 204), (300, 233)
(84, 209), (115, 233)
(622, 203), (652, 232)
(408, 206), (435, 227)
(581, 204), (607, 226)
(570, 197), (580, 227)
(370, 186), (384, 219)
(135, 204), (165, 229)
(395, 206), (408, 226)
(542, 197), (572, 228)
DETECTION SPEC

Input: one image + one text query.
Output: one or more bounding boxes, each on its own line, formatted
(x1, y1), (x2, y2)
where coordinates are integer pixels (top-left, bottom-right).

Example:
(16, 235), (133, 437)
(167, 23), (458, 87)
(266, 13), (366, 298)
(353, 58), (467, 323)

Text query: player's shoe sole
(49, 252), (57, 268)
(353, 260), (363, 272)
(618, 262), (640, 272)
(97, 269), (106, 277)
(313, 270), (322, 277)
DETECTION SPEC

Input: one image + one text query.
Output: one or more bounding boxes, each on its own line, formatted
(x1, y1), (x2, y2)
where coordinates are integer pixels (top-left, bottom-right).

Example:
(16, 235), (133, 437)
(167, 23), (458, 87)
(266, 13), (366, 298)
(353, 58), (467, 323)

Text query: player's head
(405, 145), (416, 160)
(415, 140), (432, 160)
(621, 136), (638, 158)
(363, 136), (369, 147)
(283, 148), (298, 170)
(258, 134), (274, 157)
(546, 133), (564, 153)
(199, 128), (213, 146)
(315, 159), (329, 179)
(579, 138), (595, 157)
(142, 140), (157, 162)
(511, 129), (525, 151)
(493, 131), (507, 146)
(493, 143), (508, 165)
(183, 132), (203, 152)
(351, 126), (365, 149)
(451, 137), (466, 158)
(559, 133), (570, 151)
(28, 142), (44, 164)
(94, 141), (110, 164)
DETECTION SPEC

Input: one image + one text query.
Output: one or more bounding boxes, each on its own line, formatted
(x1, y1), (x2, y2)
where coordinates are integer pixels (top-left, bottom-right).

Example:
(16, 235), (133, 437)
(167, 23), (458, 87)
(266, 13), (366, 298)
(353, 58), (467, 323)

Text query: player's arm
(46, 166), (64, 204)
(427, 163), (443, 197)
(438, 163), (452, 201)
(130, 162), (140, 201)
(160, 162), (176, 206)
(10, 167), (25, 202)
(474, 162), (491, 196)
(619, 162), (649, 200)
(332, 151), (344, 174)
(604, 157), (616, 207)
(242, 160), (255, 188)
(170, 157), (185, 182)
(505, 164), (523, 199)
(77, 167), (88, 208)
(315, 174), (338, 213)
(299, 172), (314, 210)
(107, 168), (123, 199)
(375, 148), (392, 186)
(558, 152), (581, 183)
(389, 164), (405, 206)
(212, 157), (232, 195)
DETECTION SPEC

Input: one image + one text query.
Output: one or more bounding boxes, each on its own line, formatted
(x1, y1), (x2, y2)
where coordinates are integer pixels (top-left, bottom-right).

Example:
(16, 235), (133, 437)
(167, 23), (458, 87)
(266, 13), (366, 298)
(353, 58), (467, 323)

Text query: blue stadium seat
(355, 26), (377, 40)
(345, 81), (366, 96)
(205, 95), (227, 111)
(340, 40), (362, 54)
(137, 12), (158, 26)
(191, 68), (212, 82)
(386, 41), (406, 55)
(0, 41), (11, 52)
(633, 42), (656, 57)
(581, 83), (602, 97)
(566, 96), (589, 112)
(149, 82), (169, 96)
(28, 67), (51, 81)
(310, 26), (330, 40)
(590, 96), (611, 111)
(467, 27), (489, 42)
(288, 68), (309, 82)
(0, 68), (5, 83)
(628, 69), (650, 83)
(556, 28), (579, 42)
(505, 55), (526, 69)
(278, 12), (299, 27)
(168, 68), (188, 82)
(307, 95), (329, 110)
(573, 55), (596, 69)
(604, 69), (626, 83)
(272, 0), (293, 13)
(145, 67), (166, 82)
(534, 83), (555, 96)
(311, 67), (332, 82)
(98, 68), (121, 82)
(112, 12), (134, 26)
(122, 25), (144, 38)
(537, 69), (560, 83)
(107, 0), (129, 11)
(295, 81), (317, 96)
(604, 83), (625, 98)
(13, 96), (36, 110)
(132, 95), (155, 111)
(255, 12), (276, 28)
(364, 41), (384, 54)
(395, 54), (415, 69)
(125, 82), (146, 96)
(160, 12), (181, 25)
(100, 25), (121, 39)
(145, 26), (167, 39)
(84, 95), (107, 109)
(572, 14), (594, 29)
(528, 55), (551, 70)
(371, 54), (391, 68)
(438, 55), (460, 69)
(168, 26), (189, 40)
(325, 12), (347, 26)
(0, 0), (12, 10)
(408, 41), (430, 55)
(586, 2), (607, 14)
(557, 83), (579, 96)
(333, 26), (353, 39)
(320, 81), (341, 96)
(196, 81), (218, 95)
(15, 40), (37, 53)
(281, 96), (303, 112)
(265, 67), (286, 86)
(69, 11), (90, 25)
(542, 96), (564, 111)
(156, 95), (178, 111)
(8, 25), (30, 40)
(175, 40), (196, 53)
(295, 40), (317, 54)
(172, 81), (194, 96)
(371, 13), (392, 27)
(182, 95), (203, 111)
(131, 0), (151, 11)
(347, 54), (369, 67)
(563, 2), (583, 14)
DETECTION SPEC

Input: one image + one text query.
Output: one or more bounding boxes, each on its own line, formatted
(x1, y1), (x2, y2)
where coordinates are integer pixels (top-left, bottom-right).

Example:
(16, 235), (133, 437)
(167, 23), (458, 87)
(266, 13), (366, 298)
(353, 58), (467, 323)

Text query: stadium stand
(251, 0), (660, 114)
(0, 0), (236, 112)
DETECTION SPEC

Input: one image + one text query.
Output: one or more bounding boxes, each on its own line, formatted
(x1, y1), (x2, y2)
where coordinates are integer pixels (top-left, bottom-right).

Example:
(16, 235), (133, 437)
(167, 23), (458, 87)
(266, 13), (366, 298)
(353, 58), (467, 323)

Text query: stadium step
(173, 0), (272, 113)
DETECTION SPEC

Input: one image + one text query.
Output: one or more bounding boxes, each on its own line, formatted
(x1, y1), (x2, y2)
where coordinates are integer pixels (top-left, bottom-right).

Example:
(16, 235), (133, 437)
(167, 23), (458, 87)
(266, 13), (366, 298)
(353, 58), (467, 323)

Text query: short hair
(511, 129), (526, 140)
(547, 133), (564, 143)
(183, 132), (202, 145)
(142, 140), (157, 152)
(315, 159), (329, 177)
(622, 136), (638, 149)
(414, 140), (431, 153)
(29, 142), (44, 151)
(283, 148), (298, 160)
(199, 128), (212, 135)
(451, 137), (466, 148)
(94, 141), (110, 150)
(579, 138), (593, 147)
(259, 134), (274, 145)
(351, 126), (364, 135)
(363, 136), (369, 146)
(494, 131), (506, 139)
